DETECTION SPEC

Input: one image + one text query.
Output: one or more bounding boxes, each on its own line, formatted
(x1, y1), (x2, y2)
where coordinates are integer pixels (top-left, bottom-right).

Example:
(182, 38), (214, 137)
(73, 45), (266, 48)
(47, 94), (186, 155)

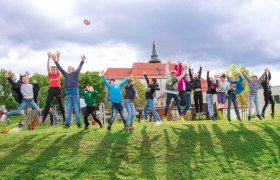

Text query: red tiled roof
(104, 68), (131, 79)
(131, 62), (175, 77)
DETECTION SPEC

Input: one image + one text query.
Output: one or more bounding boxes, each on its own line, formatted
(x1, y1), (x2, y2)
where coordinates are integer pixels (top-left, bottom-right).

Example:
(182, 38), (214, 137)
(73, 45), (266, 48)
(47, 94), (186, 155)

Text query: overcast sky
(1, 0), (280, 85)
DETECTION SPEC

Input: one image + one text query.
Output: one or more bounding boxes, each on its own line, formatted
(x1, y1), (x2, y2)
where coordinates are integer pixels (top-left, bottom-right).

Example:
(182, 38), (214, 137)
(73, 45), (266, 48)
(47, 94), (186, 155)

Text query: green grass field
(0, 117), (279, 179)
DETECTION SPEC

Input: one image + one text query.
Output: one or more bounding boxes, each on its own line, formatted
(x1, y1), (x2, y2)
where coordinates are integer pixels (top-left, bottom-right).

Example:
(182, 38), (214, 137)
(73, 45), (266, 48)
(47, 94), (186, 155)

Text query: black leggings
(262, 94), (275, 114)
(84, 105), (102, 127)
(194, 91), (203, 113)
(43, 87), (65, 122)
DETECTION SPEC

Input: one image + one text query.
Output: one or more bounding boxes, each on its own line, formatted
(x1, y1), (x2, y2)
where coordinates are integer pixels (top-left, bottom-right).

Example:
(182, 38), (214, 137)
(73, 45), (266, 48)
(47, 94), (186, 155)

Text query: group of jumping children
(1, 52), (275, 130)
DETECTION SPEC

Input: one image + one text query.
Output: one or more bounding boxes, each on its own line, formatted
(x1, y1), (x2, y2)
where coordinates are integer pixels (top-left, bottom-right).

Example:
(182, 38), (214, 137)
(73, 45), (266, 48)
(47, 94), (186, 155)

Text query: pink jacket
(174, 64), (187, 91)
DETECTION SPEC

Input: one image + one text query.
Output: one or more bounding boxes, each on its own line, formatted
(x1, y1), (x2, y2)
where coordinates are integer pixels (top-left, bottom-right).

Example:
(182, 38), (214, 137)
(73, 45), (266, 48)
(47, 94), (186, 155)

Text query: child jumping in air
(206, 70), (218, 120)
(101, 70), (128, 130)
(142, 72), (161, 125)
(261, 68), (275, 119)
(217, 73), (230, 107)
(42, 51), (66, 125)
(226, 73), (243, 122)
(189, 65), (203, 120)
(3, 73), (42, 122)
(164, 61), (187, 122)
(241, 69), (266, 121)
(124, 77), (139, 129)
(80, 85), (103, 130)
(53, 54), (85, 128)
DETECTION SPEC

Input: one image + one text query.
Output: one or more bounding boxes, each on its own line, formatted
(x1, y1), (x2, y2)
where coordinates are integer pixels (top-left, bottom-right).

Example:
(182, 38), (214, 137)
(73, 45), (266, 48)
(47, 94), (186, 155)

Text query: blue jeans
(249, 94), (260, 116)
(143, 99), (161, 122)
(183, 92), (192, 114)
(7, 99), (41, 117)
(227, 94), (240, 119)
(206, 94), (214, 117)
(124, 99), (136, 127)
(109, 102), (126, 127)
(66, 94), (81, 126)
(164, 93), (182, 116)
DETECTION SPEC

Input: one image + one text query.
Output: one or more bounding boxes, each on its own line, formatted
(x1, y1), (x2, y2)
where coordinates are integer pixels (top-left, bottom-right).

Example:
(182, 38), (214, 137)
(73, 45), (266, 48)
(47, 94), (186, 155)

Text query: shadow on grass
(139, 126), (161, 179)
(163, 124), (198, 179)
(14, 131), (88, 179)
(252, 123), (280, 160)
(212, 123), (276, 173)
(71, 129), (131, 179)
(198, 124), (231, 174)
(0, 132), (56, 172)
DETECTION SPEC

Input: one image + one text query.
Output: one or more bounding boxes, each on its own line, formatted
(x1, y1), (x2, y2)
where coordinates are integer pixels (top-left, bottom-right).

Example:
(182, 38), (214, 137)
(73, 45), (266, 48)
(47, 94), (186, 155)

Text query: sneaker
(180, 116), (184, 122)
(63, 125), (70, 129)
(84, 126), (89, 130)
(196, 113), (199, 120)
(237, 117), (242, 122)
(261, 113), (265, 119)
(210, 116), (215, 121)
(100, 125), (104, 128)
(1, 114), (7, 122)
(129, 124), (135, 129)
(248, 116), (251, 122)
(77, 124), (82, 128)
(227, 116), (231, 122)
(164, 116), (168, 122)
(125, 126), (130, 130)
(107, 126), (111, 130)
(256, 115), (262, 121)
(155, 121), (162, 126)
(271, 113), (274, 119)
(199, 113), (203, 119)
(141, 119), (148, 123)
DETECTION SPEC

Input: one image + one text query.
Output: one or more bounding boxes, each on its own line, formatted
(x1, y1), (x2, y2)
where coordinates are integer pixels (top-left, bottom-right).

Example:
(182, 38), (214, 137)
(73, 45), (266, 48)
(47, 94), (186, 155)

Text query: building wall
(258, 86), (280, 114)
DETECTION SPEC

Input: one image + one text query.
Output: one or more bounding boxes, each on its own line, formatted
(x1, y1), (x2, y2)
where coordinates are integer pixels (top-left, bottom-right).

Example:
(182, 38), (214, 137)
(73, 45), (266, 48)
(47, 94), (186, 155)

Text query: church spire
(149, 41), (161, 63)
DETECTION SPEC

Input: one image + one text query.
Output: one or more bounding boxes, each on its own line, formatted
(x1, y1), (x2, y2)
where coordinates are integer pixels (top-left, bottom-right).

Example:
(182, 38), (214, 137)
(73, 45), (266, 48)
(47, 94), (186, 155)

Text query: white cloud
(0, 42), (138, 74)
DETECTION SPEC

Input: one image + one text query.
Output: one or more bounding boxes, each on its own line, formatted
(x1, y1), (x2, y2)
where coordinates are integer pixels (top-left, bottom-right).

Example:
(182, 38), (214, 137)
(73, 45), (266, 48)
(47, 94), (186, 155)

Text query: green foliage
(121, 76), (146, 109)
(29, 73), (49, 108)
(226, 64), (250, 109)
(78, 71), (105, 105)
(0, 69), (16, 106)
(5, 96), (18, 110)
(0, 120), (279, 179)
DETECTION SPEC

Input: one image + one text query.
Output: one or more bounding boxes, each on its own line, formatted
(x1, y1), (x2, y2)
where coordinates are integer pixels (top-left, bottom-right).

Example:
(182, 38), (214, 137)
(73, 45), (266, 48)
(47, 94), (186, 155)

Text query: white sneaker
(141, 119), (148, 123)
(155, 121), (162, 126)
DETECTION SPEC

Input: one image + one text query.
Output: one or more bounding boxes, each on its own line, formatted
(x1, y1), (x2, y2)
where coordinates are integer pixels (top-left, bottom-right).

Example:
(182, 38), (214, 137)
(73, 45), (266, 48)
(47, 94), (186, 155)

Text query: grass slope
(0, 118), (279, 179)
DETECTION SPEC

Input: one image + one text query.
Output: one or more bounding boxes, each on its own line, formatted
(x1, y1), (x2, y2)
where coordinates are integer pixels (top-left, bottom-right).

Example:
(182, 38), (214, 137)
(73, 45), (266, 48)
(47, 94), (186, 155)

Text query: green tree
(0, 69), (16, 106)
(121, 76), (146, 109)
(29, 73), (49, 108)
(226, 64), (250, 119)
(78, 71), (105, 105)
(5, 96), (18, 110)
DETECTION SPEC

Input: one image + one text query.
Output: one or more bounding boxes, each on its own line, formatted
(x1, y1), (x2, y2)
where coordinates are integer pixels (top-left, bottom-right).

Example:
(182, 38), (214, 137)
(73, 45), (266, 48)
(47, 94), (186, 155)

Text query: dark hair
(220, 73), (226, 79)
(110, 79), (115, 82)
(152, 78), (157, 84)
(19, 74), (27, 81)
(128, 79), (133, 84)
(252, 75), (257, 79)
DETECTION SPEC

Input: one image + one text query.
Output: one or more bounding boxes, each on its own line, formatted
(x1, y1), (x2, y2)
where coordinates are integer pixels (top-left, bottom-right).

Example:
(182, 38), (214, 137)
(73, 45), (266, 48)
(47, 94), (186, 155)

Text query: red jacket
(174, 64), (187, 91)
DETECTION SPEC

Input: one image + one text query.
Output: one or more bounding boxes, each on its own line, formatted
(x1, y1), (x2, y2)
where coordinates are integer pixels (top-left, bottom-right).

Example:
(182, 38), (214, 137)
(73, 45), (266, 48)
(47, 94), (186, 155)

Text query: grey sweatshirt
(242, 72), (265, 95)
(217, 81), (230, 93)
(165, 63), (186, 94)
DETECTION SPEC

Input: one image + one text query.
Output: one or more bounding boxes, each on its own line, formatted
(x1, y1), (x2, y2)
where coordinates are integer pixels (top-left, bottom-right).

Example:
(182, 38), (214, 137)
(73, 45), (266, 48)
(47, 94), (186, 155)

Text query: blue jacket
(227, 75), (244, 94)
(102, 76), (128, 103)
